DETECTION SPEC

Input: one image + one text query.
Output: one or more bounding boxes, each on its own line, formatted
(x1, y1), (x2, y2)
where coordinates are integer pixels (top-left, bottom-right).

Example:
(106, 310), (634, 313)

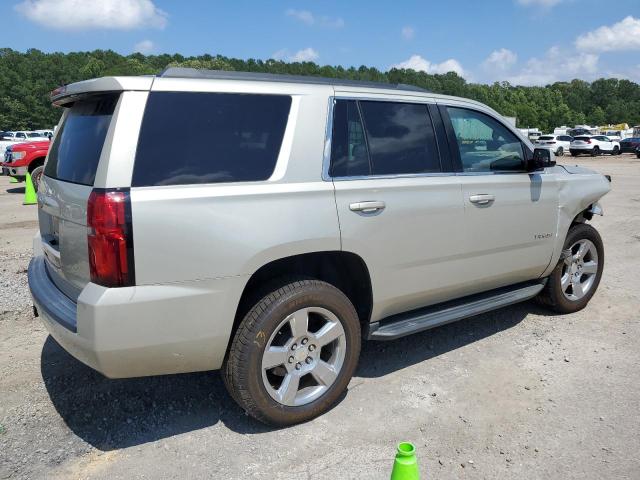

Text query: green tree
(0, 48), (638, 131)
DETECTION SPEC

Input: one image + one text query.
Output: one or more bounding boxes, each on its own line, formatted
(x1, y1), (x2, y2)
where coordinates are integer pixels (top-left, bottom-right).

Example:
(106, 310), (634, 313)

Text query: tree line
(1, 48), (639, 132)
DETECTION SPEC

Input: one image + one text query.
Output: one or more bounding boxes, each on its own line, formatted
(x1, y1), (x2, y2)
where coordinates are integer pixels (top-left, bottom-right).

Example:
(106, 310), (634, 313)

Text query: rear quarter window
(132, 92), (292, 186)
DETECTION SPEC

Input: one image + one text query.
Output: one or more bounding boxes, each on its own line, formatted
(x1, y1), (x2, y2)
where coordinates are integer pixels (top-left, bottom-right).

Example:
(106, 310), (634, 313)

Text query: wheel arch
(231, 251), (373, 348)
(27, 156), (46, 172)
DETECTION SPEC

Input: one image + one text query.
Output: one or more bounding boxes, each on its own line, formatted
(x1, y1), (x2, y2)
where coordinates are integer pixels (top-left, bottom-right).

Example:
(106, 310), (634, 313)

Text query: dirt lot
(1, 155), (639, 479)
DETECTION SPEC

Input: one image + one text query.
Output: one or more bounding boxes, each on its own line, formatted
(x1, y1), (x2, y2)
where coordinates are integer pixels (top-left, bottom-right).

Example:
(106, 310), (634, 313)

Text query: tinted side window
(132, 92), (291, 186)
(330, 100), (369, 177)
(45, 94), (119, 186)
(359, 101), (440, 175)
(447, 107), (525, 173)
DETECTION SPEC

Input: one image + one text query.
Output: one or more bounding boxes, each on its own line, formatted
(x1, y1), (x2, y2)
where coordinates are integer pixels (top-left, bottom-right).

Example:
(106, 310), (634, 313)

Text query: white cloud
(14, 0), (167, 30)
(516, 0), (564, 7)
(285, 9), (344, 28)
(505, 47), (599, 85)
(401, 26), (415, 40)
(575, 16), (640, 52)
(391, 54), (465, 77)
(290, 48), (319, 62)
(272, 47), (319, 63)
(134, 39), (154, 54)
(483, 48), (517, 71)
(285, 8), (314, 25)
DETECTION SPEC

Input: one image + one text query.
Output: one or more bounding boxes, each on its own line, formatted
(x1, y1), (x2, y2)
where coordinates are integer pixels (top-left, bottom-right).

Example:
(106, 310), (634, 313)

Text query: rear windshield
(132, 92), (291, 187)
(574, 136), (591, 141)
(44, 94), (119, 186)
(538, 136), (554, 140)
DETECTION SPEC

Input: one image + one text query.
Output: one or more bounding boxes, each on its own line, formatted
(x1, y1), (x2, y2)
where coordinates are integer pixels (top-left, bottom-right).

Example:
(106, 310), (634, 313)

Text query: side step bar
(368, 281), (545, 341)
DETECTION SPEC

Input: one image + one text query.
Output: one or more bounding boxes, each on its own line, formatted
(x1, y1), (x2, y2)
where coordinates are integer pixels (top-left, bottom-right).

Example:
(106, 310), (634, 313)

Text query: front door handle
(349, 201), (386, 213)
(469, 194), (495, 205)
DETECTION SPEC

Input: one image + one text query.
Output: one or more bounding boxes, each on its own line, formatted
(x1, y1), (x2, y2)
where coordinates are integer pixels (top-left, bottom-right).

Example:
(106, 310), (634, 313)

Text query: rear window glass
(132, 92), (291, 187)
(44, 94), (119, 186)
(359, 101), (440, 175)
(538, 136), (554, 140)
(574, 136), (591, 141)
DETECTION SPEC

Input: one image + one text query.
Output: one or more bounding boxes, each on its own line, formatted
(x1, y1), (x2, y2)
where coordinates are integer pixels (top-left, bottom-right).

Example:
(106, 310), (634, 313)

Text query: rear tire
(536, 223), (604, 314)
(591, 147), (600, 157)
(223, 278), (361, 426)
(556, 147), (564, 156)
(30, 165), (44, 192)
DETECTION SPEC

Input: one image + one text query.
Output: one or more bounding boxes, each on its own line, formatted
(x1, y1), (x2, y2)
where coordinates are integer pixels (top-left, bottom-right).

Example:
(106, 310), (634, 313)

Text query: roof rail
(158, 67), (429, 93)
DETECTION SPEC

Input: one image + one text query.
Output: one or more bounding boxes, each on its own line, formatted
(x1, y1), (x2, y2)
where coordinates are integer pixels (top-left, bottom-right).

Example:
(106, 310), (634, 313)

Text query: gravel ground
(1, 155), (639, 479)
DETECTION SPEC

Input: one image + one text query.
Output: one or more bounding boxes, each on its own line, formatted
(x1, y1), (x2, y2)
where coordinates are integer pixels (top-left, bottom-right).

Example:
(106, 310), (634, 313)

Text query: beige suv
(29, 68), (611, 425)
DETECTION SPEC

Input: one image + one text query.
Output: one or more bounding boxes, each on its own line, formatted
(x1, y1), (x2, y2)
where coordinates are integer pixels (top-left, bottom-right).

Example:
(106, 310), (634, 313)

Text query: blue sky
(3, 0), (640, 85)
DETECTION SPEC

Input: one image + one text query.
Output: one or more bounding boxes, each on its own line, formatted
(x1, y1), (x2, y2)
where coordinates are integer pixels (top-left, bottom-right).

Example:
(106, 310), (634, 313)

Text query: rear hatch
(38, 93), (119, 300)
(572, 136), (591, 146)
(536, 136), (556, 144)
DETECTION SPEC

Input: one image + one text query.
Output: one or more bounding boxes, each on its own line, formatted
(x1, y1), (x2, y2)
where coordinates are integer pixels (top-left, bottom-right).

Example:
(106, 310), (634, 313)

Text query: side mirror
(527, 148), (556, 172)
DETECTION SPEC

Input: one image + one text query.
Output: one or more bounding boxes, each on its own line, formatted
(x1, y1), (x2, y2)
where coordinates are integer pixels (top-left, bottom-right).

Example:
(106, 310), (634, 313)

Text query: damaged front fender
(540, 169), (611, 278)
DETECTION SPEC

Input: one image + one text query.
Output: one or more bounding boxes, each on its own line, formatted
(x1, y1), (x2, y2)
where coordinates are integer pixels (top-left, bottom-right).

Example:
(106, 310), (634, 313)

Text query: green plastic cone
(9, 176), (19, 183)
(390, 442), (420, 480)
(23, 172), (37, 205)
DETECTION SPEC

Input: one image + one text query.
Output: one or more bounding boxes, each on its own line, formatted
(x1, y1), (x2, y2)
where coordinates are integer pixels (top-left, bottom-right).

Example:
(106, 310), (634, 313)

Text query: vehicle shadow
(41, 300), (551, 450)
(40, 336), (270, 451)
(6, 187), (25, 194)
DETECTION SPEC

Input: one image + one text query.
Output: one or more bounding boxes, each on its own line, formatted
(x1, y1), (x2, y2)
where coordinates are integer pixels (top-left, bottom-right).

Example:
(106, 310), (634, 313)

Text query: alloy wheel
(561, 239), (599, 301)
(261, 307), (347, 407)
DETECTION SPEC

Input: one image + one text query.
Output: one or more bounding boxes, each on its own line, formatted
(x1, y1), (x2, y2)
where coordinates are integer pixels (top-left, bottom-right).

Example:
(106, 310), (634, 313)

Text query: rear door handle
(349, 201), (386, 213)
(469, 194), (495, 205)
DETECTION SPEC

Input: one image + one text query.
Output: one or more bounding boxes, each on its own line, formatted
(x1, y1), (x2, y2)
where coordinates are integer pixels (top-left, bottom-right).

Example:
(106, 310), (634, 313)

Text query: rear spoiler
(50, 76), (154, 106)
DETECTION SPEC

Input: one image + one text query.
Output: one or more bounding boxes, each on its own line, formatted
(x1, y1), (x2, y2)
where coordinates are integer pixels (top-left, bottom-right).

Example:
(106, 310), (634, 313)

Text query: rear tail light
(87, 189), (135, 287)
(586, 139), (592, 144)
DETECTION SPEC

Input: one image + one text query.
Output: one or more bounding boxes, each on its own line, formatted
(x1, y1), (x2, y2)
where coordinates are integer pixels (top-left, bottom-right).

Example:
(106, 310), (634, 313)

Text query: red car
(1, 140), (50, 190)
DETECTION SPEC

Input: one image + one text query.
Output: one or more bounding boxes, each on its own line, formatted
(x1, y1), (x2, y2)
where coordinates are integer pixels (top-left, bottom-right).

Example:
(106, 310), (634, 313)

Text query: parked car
(1, 140), (50, 188)
(535, 134), (573, 156)
(570, 135), (620, 156)
(32, 129), (54, 139)
(619, 137), (640, 153)
(3, 131), (49, 142)
(29, 69), (611, 426)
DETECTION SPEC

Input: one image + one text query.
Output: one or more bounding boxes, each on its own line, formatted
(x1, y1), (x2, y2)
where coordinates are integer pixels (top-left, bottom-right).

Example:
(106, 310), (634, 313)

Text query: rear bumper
(28, 255), (248, 378)
(570, 147), (593, 154)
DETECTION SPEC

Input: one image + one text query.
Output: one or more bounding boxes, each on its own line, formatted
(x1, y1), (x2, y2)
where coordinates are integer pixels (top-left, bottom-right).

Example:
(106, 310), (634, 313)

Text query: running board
(368, 281), (545, 341)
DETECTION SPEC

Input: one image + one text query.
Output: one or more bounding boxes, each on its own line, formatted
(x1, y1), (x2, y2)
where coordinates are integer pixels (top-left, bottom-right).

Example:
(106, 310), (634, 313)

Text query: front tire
(536, 223), (604, 313)
(556, 147), (564, 156)
(611, 146), (619, 156)
(223, 278), (361, 426)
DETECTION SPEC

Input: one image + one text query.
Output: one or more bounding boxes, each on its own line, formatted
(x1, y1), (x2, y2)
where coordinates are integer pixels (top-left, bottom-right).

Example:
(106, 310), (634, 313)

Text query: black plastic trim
(28, 257), (77, 332)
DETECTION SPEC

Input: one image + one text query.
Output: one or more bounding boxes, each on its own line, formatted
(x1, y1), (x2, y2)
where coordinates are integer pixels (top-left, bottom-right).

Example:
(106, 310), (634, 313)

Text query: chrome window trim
(322, 95), (457, 182)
